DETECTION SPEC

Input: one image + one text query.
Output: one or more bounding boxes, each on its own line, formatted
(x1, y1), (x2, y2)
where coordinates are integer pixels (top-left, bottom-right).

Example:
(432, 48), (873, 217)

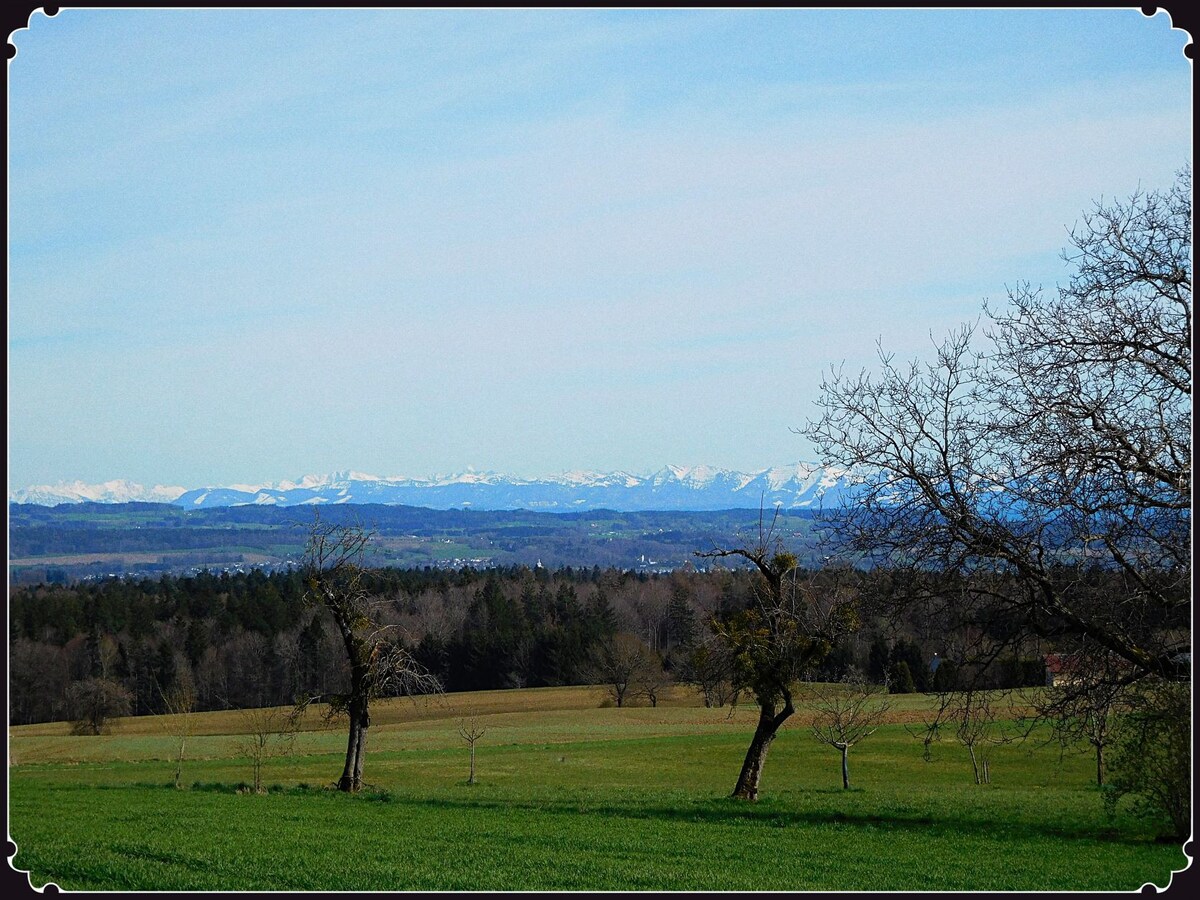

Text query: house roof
(1043, 653), (1079, 674)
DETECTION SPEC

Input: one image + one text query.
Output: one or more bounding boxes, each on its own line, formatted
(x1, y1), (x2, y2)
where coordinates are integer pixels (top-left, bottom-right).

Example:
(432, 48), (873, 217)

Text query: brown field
(10, 682), (973, 738)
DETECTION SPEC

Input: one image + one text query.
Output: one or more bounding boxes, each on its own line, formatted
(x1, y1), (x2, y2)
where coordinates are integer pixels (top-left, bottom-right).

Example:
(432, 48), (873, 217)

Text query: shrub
(932, 659), (958, 692)
(1105, 679), (1190, 840)
(889, 661), (916, 694)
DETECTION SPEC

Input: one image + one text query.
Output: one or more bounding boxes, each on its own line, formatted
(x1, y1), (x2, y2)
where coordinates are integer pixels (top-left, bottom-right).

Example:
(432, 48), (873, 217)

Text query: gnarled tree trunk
(731, 695), (794, 800)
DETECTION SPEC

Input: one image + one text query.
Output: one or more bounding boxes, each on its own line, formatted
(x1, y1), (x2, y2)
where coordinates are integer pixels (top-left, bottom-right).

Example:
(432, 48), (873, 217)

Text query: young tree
(805, 671), (891, 789)
(1034, 660), (1126, 787)
(300, 516), (441, 792)
(922, 688), (1010, 785)
(236, 705), (295, 794)
(159, 665), (197, 789)
(457, 716), (487, 785)
(698, 516), (860, 800)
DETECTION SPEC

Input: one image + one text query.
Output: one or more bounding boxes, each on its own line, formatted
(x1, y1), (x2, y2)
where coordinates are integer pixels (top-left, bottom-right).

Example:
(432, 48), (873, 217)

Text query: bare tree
(697, 512), (860, 800)
(1029, 658), (1128, 788)
(592, 632), (659, 708)
(159, 663), (197, 789)
(920, 688), (1012, 785)
(92, 630), (121, 680)
(66, 677), (132, 735)
(806, 168), (1190, 774)
(300, 515), (442, 792)
(636, 658), (672, 708)
(629, 587), (669, 654)
(236, 706), (295, 794)
(677, 631), (738, 708)
(804, 670), (891, 789)
(457, 716), (487, 785)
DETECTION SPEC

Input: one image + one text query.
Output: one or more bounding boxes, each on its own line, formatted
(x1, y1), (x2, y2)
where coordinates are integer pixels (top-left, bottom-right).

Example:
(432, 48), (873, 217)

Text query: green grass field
(8, 686), (1190, 891)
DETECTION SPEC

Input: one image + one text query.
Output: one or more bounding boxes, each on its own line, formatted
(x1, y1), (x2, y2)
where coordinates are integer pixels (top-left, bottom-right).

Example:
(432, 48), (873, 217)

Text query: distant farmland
(8, 501), (823, 581)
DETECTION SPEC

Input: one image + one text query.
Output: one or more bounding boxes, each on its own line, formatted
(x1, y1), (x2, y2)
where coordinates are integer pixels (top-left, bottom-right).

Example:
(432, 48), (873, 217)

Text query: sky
(7, 8), (1192, 490)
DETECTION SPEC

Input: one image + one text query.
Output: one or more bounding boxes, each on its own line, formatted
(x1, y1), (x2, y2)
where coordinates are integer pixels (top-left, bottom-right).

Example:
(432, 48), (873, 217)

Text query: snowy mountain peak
(11, 463), (863, 512)
(10, 480), (188, 505)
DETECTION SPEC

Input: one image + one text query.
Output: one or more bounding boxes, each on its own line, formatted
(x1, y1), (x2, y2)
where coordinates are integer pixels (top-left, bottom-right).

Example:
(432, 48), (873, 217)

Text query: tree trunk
(338, 716), (359, 792)
(731, 696), (793, 801)
(838, 743), (850, 789)
(468, 744), (476, 784)
(1095, 742), (1104, 787)
(352, 718), (368, 788)
(968, 744), (980, 784)
(174, 736), (186, 790)
(339, 697), (370, 792)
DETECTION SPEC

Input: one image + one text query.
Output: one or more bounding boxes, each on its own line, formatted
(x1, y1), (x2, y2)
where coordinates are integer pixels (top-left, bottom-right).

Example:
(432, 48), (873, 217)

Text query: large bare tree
(301, 516), (441, 792)
(806, 166), (1190, 828)
(806, 166), (1190, 690)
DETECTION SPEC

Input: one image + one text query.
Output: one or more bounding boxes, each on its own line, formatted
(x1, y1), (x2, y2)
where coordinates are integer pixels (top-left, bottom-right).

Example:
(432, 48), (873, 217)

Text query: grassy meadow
(8, 685), (1189, 891)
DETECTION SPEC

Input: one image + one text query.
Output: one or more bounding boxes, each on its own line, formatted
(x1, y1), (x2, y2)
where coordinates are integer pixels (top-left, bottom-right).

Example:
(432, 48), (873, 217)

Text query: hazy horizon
(8, 8), (1192, 489)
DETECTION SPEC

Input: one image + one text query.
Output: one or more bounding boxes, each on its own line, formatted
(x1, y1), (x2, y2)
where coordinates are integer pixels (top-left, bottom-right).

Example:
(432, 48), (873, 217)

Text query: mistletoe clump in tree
(699, 514), (860, 801)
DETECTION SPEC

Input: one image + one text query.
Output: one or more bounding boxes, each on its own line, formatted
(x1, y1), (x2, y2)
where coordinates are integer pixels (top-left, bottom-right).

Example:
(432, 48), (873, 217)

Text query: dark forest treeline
(10, 565), (730, 723)
(8, 563), (1058, 726)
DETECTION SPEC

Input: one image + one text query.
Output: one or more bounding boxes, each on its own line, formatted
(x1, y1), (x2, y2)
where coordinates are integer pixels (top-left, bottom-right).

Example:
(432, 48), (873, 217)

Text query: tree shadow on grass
(120, 779), (1166, 847)
(392, 791), (1160, 846)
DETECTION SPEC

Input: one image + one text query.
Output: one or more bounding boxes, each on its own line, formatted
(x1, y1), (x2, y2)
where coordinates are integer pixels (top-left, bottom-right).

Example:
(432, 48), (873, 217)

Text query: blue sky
(7, 8), (1192, 489)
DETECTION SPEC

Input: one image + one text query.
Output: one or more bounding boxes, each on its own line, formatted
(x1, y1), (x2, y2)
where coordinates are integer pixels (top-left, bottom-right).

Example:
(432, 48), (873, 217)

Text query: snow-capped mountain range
(9, 464), (861, 512)
(10, 479), (191, 506)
